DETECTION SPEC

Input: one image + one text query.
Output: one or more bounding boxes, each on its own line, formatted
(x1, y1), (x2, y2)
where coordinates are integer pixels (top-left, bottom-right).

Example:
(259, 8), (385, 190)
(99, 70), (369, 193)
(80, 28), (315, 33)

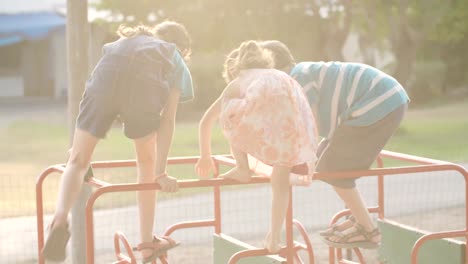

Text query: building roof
(0, 0), (66, 13)
(0, 12), (65, 46)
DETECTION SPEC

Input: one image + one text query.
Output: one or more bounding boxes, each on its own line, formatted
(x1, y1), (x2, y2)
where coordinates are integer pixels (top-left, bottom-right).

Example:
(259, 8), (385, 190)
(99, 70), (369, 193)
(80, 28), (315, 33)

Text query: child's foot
(321, 223), (381, 249)
(264, 232), (281, 253)
(319, 216), (356, 237)
(136, 236), (180, 263)
(220, 167), (252, 183)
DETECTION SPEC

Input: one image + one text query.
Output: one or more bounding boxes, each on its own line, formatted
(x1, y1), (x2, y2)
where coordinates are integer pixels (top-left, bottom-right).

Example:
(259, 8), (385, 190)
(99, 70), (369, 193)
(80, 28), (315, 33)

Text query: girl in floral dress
(195, 40), (318, 252)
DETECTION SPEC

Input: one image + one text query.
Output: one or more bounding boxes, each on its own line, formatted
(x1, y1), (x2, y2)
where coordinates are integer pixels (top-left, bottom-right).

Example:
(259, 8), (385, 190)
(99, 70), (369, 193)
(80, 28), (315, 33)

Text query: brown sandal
(42, 221), (70, 261)
(319, 215), (356, 237)
(134, 235), (180, 263)
(321, 223), (380, 249)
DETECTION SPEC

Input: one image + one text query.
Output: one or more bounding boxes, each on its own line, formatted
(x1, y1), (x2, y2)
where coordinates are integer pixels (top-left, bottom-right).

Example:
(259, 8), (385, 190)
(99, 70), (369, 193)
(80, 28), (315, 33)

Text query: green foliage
(431, 0), (468, 44)
(407, 60), (446, 104)
(91, 0), (468, 106)
(187, 51), (226, 111)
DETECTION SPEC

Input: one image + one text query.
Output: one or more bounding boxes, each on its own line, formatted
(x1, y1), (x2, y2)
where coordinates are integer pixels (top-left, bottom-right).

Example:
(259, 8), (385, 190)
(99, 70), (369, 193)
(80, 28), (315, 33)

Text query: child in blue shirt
(42, 21), (193, 263)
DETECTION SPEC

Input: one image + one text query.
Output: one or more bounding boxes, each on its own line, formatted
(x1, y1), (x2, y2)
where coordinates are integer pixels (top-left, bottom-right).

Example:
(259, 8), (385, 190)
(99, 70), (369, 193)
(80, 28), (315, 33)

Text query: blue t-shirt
(168, 51), (194, 103)
(291, 62), (409, 139)
(102, 35), (194, 103)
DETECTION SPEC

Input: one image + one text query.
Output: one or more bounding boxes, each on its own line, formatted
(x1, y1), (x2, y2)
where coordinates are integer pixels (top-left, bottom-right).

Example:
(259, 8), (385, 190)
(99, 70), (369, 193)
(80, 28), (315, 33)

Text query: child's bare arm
(196, 81), (239, 178)
(195, 95), (223, 178)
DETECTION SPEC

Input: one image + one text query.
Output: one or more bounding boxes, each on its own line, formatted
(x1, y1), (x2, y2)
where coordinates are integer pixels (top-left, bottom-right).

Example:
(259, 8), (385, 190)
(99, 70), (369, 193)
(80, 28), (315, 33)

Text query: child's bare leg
(134, 132), (158, 259)
(220, 147), (252, 183)
(54, 129), (99, 227)
(264, 165), (290, 253)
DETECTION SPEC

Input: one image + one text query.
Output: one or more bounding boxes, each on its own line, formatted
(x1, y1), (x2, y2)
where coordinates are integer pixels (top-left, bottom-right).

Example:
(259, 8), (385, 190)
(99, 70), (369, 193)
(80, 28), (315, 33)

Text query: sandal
(42, 221), (70, 261)
(319, 215), (356, 237)
(134, 235), (180, 263)
(321, 223), (380, 249)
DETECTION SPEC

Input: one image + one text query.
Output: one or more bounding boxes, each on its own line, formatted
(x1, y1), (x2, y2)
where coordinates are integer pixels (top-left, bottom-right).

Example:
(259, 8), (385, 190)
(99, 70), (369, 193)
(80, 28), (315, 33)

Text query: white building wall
(51, 29), (67, 98)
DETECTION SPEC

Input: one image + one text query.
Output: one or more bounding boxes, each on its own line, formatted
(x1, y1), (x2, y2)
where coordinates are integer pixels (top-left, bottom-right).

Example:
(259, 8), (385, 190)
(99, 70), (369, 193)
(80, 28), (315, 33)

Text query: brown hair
(222, 40), (273, 83)
(116, 24), (153, 38)
(116, 21), (192, 61)
(237, 40), (273, 70)
(261, 40), (295, 70)
(153, 21), (192, 61)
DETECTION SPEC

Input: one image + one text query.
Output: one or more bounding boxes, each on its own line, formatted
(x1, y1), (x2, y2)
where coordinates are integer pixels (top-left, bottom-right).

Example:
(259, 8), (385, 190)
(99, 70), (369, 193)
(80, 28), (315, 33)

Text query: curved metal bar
(227, 248), (271, 264)
(352, 247), (366, 264)
(293, 219), (315, 264)
(35, 165), (66, 264)
(411, 230), (466, 264)
(163, 220), (215, 237)
(113, 232), (136, 264)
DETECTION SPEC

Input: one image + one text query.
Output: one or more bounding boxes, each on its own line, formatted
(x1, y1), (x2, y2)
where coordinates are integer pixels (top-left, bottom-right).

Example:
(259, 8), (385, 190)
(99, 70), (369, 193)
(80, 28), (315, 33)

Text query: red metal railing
(36, 151), (468, 264)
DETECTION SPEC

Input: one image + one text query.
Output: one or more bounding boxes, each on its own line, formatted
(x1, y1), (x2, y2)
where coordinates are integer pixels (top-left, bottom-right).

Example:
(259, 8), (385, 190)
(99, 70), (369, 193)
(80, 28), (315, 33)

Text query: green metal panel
(213, 233), (286, 264)
(378, 220), (465, 264)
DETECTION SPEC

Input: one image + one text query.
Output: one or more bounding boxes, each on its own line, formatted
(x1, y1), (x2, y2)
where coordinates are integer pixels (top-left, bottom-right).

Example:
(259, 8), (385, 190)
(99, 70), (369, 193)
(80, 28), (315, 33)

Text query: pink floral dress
(220, 68), (318, 178)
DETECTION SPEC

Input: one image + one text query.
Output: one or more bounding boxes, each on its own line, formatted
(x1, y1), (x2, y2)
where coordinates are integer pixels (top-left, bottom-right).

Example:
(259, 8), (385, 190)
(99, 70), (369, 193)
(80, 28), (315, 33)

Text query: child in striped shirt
(262, 40), (409, 249)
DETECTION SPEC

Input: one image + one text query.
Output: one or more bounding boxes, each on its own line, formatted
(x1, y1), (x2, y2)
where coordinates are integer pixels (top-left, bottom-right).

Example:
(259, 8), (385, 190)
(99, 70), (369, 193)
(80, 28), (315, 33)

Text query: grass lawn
(384, 99), (468, 163)
(1, 99), (467, 217)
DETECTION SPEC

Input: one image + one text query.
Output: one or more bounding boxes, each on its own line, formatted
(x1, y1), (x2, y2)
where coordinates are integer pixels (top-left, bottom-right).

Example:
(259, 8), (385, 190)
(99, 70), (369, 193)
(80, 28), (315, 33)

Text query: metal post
(66, 0), (89, 263)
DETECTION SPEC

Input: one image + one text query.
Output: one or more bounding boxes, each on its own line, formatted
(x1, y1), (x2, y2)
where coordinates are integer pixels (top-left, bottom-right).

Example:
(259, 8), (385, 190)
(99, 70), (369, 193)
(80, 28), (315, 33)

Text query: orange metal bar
(163, 220), (216, 237)
(35, 165), (65, 264)
(84, 162), (468, 264)
(213, 160), (222, 234)
(227, 248), (272, 264)
(292, 219), (315, 263)
(411, 230), (466, 264)
(338, 260), (361, 264)
(376, 156), (385, 219)
(113, 232), (136, 264)
(36, 152), (468, 264)
(84, 177), (274, 264)
(352, 248), (366, 264)
(378, 150), (450, 165)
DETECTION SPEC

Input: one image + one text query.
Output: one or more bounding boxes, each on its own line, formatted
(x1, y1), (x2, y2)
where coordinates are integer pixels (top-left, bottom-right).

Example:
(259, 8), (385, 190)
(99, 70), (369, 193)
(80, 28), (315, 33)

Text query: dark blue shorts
(76, 52), (169, 139)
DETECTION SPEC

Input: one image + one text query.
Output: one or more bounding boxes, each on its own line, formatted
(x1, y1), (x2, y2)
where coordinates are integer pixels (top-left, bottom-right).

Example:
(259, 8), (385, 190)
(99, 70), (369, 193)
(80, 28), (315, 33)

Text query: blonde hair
(261, 40), (295, 70)
(116, 21), (192, 61)
(222, 40), (273, 83)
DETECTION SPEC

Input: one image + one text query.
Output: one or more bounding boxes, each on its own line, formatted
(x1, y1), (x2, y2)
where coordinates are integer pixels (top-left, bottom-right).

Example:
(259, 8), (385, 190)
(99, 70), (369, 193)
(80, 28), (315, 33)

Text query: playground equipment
(36, 150), (468, 263)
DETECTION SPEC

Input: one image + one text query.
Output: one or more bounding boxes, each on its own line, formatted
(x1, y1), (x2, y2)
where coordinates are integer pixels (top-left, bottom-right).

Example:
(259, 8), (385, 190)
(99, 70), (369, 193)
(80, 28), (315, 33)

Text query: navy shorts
(316, 104), (407, 188)
(76, 52), (169, 139)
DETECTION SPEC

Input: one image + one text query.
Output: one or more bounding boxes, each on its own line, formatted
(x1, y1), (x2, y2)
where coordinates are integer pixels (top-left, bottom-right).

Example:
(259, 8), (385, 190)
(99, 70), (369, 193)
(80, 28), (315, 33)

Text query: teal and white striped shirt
(291, 62), (409, 139)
